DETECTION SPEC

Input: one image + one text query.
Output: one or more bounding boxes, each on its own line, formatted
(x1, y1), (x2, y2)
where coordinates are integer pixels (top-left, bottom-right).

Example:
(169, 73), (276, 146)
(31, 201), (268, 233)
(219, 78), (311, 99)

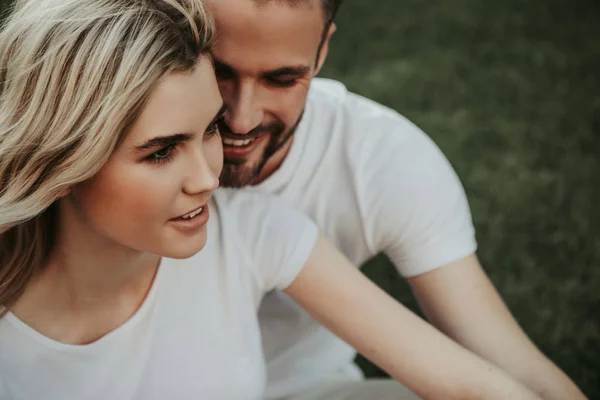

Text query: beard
(220, 112), (303, 188)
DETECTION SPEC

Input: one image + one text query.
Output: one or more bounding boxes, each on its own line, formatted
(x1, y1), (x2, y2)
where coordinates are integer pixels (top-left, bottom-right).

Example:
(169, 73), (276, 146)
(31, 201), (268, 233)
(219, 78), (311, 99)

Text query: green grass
(320, 0), (600, 397)
(1, 0), (598, 396)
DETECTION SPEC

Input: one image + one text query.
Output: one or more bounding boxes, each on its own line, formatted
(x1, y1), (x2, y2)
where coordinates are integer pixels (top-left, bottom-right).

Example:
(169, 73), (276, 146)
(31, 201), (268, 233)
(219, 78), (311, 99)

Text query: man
(206, 0), (586, 399)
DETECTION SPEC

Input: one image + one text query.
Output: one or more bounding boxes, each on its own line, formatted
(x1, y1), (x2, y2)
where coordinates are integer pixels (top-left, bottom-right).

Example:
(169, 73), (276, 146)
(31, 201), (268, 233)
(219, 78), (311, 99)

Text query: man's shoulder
(304, 80), (464, 208)
(307, 78), (424, 143)
(309, 78), (397, 117)
(306, 78), (440, 167)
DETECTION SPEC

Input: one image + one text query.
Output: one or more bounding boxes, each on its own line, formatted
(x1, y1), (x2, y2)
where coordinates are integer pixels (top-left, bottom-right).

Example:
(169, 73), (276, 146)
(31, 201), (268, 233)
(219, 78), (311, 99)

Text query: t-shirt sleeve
(360, 118), (477, 277)
(232, 190), (319, 292)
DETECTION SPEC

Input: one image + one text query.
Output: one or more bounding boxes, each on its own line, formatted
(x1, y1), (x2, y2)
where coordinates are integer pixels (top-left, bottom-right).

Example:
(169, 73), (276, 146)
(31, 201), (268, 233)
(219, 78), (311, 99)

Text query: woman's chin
(159, 233), (207, 260)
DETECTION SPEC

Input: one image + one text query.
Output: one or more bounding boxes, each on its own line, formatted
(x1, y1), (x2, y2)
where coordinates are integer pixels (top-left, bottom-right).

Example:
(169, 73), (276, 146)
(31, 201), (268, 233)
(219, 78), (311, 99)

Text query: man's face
(208, 0), (328, 187)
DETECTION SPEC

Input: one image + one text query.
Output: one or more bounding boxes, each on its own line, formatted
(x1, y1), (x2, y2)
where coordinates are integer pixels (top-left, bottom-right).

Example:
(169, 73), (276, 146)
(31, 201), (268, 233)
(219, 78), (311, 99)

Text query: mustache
(218, 120), (285, 139)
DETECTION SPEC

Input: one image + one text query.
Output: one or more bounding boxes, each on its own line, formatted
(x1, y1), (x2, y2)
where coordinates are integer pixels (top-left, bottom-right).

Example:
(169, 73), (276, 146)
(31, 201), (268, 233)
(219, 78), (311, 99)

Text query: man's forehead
(208, 0), (325, 73)
(251, 0), (317, 11)
(208, 0), (325, 23)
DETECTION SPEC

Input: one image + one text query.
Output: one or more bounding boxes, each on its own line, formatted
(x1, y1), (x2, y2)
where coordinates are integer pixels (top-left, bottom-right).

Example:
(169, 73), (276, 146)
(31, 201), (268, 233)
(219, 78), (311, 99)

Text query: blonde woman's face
(68, 56), (224, 259)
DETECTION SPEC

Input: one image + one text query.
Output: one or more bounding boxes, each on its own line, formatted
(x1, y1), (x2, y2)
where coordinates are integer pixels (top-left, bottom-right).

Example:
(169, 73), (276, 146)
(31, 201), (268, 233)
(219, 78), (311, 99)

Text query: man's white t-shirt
(255, 78), (478, 398)
(0, 190), (318, 400)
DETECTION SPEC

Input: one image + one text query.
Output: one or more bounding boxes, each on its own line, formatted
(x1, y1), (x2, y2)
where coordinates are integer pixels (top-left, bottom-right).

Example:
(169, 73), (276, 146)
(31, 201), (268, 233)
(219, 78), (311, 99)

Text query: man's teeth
(223, 137), (255, 147)
(179, 207), (203, 220)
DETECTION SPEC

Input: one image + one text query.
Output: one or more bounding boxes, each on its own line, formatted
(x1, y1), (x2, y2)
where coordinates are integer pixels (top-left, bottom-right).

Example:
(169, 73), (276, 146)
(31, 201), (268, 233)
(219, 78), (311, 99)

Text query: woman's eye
(147, 145), (175, 165)
(206, 118), (223, 137)
(154, 147), (171, 158)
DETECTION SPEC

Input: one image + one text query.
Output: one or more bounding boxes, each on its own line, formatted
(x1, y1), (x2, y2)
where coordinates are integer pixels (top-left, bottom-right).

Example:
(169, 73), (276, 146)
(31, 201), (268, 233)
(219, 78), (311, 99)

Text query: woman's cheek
(115, 163), (182, 217)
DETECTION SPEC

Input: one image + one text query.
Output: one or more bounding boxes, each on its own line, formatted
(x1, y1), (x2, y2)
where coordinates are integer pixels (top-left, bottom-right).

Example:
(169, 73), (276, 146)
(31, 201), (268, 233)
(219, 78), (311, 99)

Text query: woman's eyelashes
(146, 144), (177, 165)
(206, 117), (223, 137)
(144, 120), (224, 166)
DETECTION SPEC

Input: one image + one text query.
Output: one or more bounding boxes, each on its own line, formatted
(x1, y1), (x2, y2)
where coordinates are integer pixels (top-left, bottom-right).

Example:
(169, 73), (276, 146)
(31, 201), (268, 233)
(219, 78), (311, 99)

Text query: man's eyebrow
(213, 57), (237, 76)
(134, 133), (193, 152)
(261, 65), (311, 79)
(212, 56), (310, 79)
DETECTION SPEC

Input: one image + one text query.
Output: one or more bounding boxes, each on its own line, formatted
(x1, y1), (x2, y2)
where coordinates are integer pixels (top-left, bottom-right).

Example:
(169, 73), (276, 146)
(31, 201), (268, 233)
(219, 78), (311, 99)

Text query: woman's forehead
(124, 57), (221, 146)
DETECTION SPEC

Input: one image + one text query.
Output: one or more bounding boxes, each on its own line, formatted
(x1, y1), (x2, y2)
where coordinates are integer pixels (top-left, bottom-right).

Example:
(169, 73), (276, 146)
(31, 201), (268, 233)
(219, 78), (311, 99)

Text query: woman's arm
(284, 235), (542, 400)
(408, 254), (587, 400)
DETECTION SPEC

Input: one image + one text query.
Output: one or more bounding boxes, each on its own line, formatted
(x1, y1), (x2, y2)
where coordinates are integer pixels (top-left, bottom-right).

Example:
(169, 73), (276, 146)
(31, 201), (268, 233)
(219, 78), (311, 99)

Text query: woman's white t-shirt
(0, 189), (318, 400)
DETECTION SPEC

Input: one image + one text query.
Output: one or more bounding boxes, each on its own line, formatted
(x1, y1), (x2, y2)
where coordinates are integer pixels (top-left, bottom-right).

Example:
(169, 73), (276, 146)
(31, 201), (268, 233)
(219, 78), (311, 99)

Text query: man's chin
(220, 162), (261, 188)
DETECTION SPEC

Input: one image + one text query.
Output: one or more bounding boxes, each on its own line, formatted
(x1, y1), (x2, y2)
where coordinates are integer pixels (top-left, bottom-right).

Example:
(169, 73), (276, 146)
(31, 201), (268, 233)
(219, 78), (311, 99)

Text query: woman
(0, 0), (541, 399)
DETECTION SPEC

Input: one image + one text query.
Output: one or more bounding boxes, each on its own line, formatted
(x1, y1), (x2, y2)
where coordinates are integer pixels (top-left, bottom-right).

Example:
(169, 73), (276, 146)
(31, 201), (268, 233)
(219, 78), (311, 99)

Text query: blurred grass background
(319, 0), (599, 397)
(1, 0), (598, 397)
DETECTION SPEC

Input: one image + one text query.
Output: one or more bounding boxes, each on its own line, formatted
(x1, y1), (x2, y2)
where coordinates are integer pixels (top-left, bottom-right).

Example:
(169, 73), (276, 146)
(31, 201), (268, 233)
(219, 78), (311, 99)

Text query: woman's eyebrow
(132, 105), (225, 153)
(134, 133), (193, 152)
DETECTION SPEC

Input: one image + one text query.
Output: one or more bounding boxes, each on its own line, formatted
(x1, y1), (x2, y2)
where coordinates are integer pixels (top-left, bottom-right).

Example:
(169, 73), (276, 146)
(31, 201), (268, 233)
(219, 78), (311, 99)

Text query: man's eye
(215, 66), (234, 80)
(269, 78), (297, 88)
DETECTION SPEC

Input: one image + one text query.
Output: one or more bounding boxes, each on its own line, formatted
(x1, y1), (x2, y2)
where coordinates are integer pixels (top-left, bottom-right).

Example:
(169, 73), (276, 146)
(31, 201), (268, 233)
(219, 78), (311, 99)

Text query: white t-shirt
(0, 190), (318, 400)
(255, 78), (478, 397)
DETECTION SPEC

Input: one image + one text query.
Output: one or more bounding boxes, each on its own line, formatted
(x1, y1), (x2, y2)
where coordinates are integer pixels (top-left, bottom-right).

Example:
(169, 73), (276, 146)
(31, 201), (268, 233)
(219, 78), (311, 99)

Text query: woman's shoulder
(213, 187), (279, 207)
(212, 188), (319, 292)
(212, 188), (298, 228)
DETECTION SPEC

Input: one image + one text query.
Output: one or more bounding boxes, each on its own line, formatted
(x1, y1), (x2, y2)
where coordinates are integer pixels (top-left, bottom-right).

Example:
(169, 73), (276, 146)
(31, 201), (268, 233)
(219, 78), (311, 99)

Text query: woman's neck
(44, 245), (160, 310)
(10, 201), (161, 345)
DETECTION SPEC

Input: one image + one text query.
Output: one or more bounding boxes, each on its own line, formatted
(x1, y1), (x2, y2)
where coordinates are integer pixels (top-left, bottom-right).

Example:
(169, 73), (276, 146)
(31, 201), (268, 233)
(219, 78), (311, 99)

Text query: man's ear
(314, 23), (337, 76)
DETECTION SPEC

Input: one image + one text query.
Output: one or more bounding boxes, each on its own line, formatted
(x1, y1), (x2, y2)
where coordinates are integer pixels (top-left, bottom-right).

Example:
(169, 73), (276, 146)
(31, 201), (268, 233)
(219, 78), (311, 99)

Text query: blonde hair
(0, 0), (215, 314)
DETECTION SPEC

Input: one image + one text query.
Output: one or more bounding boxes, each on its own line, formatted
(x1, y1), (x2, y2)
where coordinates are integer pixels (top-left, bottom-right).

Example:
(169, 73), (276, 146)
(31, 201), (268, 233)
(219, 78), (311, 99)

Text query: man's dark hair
(321, 0), (342, 26)
(315, 0), (341, 66)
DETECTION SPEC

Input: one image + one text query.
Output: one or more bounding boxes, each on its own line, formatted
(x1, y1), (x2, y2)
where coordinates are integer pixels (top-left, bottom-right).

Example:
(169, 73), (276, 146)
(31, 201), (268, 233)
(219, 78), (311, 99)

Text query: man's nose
(223, 81), (264, 134)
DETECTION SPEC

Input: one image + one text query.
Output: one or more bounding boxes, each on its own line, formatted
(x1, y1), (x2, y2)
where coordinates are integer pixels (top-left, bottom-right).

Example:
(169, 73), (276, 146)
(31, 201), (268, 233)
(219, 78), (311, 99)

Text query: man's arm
(285, 235), (541, 400)
(352, 113), (585, 398)
(408, 253), (587, 400)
